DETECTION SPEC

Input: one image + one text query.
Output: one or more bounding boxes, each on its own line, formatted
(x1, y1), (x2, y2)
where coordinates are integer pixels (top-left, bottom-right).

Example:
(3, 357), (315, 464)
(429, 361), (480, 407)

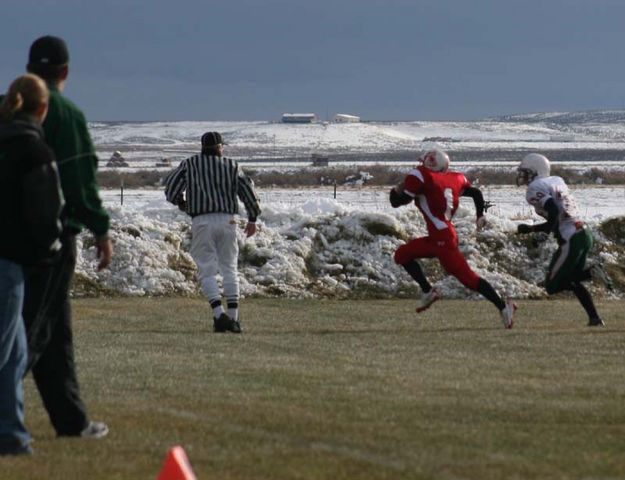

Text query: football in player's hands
(517, 224), (532, 234)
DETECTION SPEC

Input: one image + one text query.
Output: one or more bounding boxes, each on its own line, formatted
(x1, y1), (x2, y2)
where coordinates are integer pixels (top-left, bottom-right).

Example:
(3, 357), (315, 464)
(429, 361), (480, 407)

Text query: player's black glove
(390, 186), (412, 208)
(389, 188), (399, 207)
(517, 224), (533, 234)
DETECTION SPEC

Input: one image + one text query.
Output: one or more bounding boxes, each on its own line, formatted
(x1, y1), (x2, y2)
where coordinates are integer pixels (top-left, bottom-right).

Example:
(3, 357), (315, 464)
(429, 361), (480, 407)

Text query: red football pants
(394, 235), (481, 291)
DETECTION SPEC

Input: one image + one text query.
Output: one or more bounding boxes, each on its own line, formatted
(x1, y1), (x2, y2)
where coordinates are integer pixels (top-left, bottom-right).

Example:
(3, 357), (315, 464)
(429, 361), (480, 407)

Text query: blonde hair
(0, 74), (49, 122)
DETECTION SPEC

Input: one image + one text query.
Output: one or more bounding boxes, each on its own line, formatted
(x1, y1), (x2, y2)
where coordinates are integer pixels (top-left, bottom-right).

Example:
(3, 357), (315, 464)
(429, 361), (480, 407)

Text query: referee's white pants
(190, 213), (239, 304)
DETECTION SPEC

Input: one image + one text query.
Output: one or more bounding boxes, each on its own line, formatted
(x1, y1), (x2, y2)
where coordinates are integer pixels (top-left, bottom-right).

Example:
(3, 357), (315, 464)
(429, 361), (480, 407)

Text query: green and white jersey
(526, 176), (581, 241)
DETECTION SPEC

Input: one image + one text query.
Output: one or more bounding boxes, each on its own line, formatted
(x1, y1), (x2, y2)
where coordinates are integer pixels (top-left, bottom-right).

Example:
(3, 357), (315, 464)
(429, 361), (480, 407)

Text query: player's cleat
(590, 263), (614, 290)
(500, 300), (517, 329)
(416, 287), (441, 313)
(213, 313), (242, 333)
(588, 317), (606, 327)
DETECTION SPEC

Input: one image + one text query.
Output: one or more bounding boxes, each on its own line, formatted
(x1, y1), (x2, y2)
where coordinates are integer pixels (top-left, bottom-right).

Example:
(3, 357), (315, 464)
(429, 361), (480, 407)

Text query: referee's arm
(164, 161), (187, 205)
(237, 170), (261, 222)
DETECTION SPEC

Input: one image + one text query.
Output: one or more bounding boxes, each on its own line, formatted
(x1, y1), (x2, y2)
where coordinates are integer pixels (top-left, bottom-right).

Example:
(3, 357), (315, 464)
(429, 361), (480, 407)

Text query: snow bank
(74, 195), (624, 300)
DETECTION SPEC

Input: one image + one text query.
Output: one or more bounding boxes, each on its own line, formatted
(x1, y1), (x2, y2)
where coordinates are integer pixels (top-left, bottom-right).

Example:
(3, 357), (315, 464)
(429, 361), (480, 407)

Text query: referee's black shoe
(214, 313), (242, 333)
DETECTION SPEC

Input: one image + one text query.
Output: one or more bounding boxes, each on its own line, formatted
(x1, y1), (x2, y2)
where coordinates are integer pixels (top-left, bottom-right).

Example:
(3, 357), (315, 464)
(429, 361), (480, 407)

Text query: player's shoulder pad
(404, 166), (427, 196)
(450, 171), (470, 186)
(526, 180), (551, 205)
(407, 166), (426, 183)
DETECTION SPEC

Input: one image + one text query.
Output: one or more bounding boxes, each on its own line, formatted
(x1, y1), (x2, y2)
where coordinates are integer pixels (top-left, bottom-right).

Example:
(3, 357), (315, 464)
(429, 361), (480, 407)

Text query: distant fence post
(120, 176), (124, 205)
(333, 181), (337, 199)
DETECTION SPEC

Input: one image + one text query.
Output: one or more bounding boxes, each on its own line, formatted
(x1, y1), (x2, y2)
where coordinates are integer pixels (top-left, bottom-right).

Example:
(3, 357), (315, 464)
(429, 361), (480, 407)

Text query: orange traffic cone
(157, 445), (197, 480)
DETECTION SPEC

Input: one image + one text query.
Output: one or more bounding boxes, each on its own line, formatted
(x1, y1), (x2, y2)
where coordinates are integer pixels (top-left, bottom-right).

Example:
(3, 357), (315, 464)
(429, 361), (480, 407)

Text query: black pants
(22, 233), (88, 436)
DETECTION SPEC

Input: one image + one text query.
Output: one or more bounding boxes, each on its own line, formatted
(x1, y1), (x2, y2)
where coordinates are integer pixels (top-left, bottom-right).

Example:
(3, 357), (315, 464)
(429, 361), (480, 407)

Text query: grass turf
(1, 297), (624, 479)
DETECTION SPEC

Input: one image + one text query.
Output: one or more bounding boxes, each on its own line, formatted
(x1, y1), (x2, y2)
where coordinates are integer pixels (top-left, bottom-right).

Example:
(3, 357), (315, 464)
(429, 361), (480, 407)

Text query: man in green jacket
(22, 36), (113, 438)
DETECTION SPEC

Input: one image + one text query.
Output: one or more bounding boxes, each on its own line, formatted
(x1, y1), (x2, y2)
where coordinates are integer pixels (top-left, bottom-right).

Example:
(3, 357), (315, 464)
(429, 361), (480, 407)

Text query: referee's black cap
(201, 132), (227, 147)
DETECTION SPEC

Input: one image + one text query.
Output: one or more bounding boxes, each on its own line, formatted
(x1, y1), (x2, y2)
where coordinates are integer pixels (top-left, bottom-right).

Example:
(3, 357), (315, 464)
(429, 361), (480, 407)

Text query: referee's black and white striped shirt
(164, 154), (261, 221)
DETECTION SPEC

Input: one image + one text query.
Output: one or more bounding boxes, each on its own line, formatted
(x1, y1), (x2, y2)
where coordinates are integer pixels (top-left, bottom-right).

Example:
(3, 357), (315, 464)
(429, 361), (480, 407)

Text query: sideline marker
(156, 446), (197, 480)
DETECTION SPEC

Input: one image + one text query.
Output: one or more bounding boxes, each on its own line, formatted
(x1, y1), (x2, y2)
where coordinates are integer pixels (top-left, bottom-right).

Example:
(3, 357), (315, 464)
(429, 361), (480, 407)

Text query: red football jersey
(403, 165), (471, 240)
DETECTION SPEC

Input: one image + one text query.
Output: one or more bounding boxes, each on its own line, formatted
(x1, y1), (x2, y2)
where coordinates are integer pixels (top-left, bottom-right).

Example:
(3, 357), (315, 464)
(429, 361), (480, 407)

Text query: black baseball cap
(28, 35), (69, 66)
(201, 131), (227, 147)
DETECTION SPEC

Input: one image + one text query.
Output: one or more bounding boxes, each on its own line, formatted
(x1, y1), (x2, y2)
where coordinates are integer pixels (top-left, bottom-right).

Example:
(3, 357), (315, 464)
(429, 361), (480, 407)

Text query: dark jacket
(0, 114), (63, 265)
(43, 85), (109, 237)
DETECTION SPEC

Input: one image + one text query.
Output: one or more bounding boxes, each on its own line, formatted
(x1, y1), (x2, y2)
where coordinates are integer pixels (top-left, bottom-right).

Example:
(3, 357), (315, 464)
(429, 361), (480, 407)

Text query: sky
(2, 0), (625, 122)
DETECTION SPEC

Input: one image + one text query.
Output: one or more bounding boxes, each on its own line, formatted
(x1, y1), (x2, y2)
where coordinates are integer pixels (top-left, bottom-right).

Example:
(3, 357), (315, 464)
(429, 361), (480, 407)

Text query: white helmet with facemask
(420, 149), (450, 173)
(516, 153), (550, 186)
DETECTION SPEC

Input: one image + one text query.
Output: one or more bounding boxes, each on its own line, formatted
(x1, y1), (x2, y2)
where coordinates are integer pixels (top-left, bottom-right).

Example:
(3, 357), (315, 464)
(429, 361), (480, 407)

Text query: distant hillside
(492, 110), (625, 124)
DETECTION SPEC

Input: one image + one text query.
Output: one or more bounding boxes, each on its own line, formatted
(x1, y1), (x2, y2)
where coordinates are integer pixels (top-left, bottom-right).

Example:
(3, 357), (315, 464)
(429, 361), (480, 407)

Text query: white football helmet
(420, 149), (450, 172)
(516, 153), (550, 186)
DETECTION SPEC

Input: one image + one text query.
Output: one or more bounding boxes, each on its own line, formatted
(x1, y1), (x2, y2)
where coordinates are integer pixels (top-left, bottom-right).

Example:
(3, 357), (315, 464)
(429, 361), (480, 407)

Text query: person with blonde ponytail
(0, 74), (63, 455)
(0, 74), (47, 122)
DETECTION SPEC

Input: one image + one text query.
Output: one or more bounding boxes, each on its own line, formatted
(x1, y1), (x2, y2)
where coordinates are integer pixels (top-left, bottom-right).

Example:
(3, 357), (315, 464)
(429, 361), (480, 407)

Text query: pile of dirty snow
(73, 196), (624, 300)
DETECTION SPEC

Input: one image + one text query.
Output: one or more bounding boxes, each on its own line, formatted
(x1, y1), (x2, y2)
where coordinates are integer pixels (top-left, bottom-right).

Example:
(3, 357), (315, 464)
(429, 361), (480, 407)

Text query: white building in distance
(282, 113), (318, 123)
(333, 113), (360, 123)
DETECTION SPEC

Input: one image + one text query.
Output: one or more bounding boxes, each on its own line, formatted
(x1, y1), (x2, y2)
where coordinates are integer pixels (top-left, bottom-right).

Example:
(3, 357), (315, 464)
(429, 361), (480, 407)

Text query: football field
(2, 298), (624, 479)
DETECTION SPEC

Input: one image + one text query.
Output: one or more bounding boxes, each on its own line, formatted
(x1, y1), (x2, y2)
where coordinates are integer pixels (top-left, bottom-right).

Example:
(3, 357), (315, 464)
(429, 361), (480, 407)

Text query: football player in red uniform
(390, 149), (516, 328)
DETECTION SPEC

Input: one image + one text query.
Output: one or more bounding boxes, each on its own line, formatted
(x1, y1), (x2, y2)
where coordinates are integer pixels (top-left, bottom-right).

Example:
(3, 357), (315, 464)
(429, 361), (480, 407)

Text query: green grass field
(1, 297), (624, 480)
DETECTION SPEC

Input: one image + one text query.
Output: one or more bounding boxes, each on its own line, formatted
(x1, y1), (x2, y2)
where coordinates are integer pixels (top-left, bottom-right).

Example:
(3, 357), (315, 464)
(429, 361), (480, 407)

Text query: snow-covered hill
(90, 113), (625, 171)
(493, 110), (625, 124)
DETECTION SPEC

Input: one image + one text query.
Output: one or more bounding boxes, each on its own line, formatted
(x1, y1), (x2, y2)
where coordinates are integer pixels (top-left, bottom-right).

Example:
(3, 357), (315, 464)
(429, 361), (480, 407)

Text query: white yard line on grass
(153, 405), (408, 472)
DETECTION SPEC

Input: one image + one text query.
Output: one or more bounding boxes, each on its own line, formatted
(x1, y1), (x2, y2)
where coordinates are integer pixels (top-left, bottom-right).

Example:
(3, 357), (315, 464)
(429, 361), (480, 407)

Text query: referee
(165, 132), (261, 333)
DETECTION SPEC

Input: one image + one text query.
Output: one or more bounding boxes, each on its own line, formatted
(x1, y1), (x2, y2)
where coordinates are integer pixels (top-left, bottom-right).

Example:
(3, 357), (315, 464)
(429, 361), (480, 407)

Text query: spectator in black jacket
(0, 74), (62, 455)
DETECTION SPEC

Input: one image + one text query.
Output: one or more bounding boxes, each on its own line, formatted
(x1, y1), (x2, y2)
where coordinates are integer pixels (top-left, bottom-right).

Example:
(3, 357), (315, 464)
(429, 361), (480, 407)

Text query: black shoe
(588, 317), (605, 327)
(213, 313), (229, 332)
(228, 318), (242, 333)
(213, 313), (242, 333)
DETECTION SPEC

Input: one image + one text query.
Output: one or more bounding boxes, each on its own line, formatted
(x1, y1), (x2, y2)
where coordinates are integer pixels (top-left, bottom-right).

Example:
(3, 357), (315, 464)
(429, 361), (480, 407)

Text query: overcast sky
(2, 0), (625, 122)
